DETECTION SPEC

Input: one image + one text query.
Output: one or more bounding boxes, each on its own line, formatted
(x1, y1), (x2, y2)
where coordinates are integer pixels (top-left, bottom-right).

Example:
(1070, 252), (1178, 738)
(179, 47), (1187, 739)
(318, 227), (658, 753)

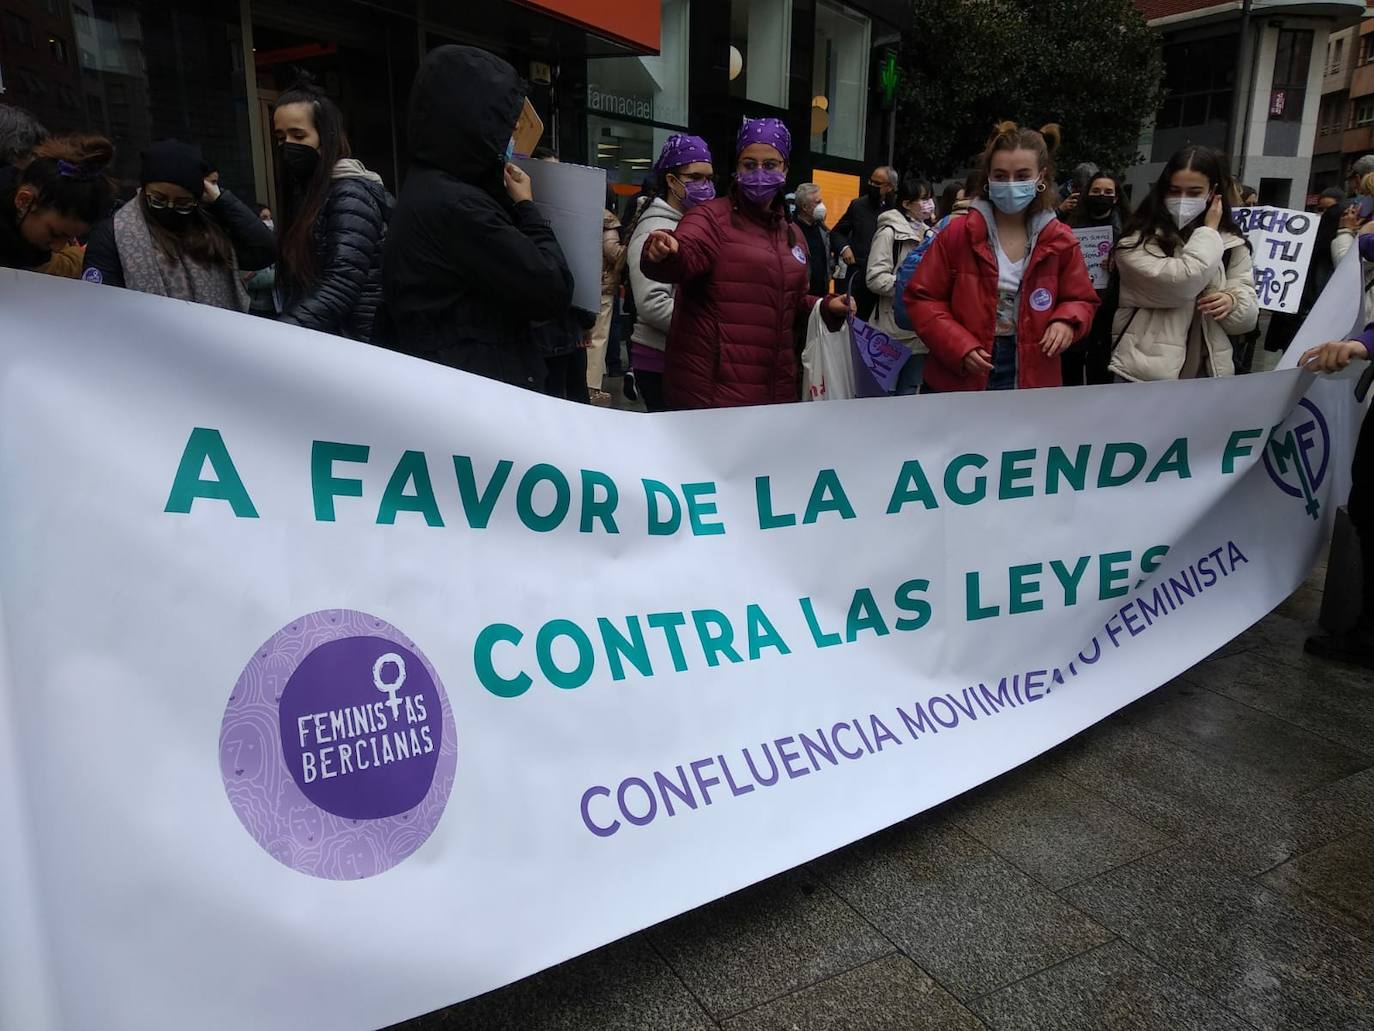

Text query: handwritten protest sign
(1072, 225), (1114, 289)
(1233, 206), (1319, 315)
(849, 316), (911, 396)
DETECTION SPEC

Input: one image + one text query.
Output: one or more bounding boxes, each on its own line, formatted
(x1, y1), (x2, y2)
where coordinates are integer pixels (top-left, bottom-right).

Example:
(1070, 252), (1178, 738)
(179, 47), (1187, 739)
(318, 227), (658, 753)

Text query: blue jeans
(895, 353), (926, 396)
(988, 335), (1017, 391)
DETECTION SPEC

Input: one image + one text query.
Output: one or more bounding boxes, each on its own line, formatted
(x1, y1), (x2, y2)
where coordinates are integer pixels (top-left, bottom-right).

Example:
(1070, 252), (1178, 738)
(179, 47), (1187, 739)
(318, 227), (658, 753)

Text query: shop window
(587, 0), (688, 129)
(1270, 29), (1312, 123)
(810, 1), (869, 161)
(587, 0), (690, 196)
(729, 0), (792, 108)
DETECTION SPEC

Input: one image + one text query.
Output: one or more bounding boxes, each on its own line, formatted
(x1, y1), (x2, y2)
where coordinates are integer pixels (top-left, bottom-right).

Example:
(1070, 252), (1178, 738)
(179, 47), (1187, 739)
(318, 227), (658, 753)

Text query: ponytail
(20, 134), (117, 225)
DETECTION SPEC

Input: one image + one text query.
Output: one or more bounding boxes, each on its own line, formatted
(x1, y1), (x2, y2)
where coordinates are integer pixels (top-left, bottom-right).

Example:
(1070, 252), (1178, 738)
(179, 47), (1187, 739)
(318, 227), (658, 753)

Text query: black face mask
(1086, 195), (1117, 220)
(145, 201), (192, 233)
(280, 142), (320, 184)
(866, 184), (884, 207)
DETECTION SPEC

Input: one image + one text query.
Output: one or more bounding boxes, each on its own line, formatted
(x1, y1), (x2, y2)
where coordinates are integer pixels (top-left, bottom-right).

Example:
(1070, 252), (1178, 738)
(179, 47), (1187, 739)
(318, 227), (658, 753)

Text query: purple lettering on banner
(718, 754), (755, 797)
(278, 637), (441, 820)
(1120, 604), (1145, 637)
(1024, 669), (1047, 701)
(776, 737), (810, 779)
(219, 610), (457, 880)
(690, 757), (722, 803)
(848, 315), (912, 396)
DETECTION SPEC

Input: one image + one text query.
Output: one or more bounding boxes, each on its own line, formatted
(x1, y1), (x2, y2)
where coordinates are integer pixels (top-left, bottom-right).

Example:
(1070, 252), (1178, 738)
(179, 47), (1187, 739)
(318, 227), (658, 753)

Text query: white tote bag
(801, 299), (855, 401)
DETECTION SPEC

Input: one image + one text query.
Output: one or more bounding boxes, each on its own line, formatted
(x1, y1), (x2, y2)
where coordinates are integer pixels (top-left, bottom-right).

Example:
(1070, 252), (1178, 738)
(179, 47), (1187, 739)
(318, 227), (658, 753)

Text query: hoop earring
(1036, 182), (1047, 193)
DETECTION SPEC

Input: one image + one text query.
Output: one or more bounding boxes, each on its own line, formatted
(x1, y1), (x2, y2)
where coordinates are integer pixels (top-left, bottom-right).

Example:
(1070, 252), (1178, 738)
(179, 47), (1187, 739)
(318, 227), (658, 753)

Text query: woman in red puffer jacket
(641, 117), (851, 409)
(908, 121), (1098, 392)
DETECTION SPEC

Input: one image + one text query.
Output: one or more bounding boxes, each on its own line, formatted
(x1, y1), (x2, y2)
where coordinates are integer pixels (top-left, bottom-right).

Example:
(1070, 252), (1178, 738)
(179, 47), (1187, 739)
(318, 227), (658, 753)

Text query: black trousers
(1351, 408), (1374, 618)
(543, 351), (589, 403)
(852, 279), (878, 321)
(637, 370), (666, 412)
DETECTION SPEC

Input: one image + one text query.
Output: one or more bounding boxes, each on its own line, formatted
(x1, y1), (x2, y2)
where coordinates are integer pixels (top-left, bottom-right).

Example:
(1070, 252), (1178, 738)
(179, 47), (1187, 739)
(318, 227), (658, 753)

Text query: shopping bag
(801, 298), (856, 400)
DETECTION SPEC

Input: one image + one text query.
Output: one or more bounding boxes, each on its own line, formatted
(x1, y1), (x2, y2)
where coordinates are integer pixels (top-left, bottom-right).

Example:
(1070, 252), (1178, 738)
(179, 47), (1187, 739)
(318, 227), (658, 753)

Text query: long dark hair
(1119, 145), (1243, 257)
(273, 78), (350, 287)
(1066, 172), (1129, 229)
(20, 134), (116, 225)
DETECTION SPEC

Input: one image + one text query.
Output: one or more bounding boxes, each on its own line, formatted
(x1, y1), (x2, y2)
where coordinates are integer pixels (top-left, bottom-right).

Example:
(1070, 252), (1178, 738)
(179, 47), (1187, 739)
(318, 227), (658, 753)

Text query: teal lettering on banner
(165, 427), (259, 518)
(312, 441), (369, 522)
(377, 450), (444, 526)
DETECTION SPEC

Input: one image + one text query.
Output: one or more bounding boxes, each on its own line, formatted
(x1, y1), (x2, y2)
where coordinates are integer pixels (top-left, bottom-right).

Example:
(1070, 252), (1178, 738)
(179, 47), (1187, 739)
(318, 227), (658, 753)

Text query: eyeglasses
(145, 192), (198, 213)
(739, 158), (785, 173)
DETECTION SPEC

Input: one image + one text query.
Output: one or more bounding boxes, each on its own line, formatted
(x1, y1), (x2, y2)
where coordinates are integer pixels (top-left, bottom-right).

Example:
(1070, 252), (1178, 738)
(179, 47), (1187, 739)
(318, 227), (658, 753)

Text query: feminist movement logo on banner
(219, 611), (457, 879)
(1263, 398), (1331, 521)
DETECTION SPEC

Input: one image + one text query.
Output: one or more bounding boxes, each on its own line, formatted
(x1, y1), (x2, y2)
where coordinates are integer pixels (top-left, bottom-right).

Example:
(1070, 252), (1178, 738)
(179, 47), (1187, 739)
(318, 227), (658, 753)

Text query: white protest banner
(1072, 225), (1114, 289)
(1234, 205), (1320, 314)
(514, 157), (606, 312)
(0, 271), (1365, 1031)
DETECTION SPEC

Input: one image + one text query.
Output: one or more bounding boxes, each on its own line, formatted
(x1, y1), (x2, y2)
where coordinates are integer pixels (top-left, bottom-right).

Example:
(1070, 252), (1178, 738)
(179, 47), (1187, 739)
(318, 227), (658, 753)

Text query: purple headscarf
(654, 133), (713, 172)
(736, 117), (791, 160)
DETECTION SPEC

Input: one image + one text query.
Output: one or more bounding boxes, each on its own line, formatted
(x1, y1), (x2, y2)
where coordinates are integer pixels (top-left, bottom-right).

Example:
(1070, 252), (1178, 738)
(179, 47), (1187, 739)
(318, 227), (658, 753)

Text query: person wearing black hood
(272, 78), (391, 341)
(0, 134), (115, 272)
(82, 139), (274, 310)
(381, 45), (573, 389)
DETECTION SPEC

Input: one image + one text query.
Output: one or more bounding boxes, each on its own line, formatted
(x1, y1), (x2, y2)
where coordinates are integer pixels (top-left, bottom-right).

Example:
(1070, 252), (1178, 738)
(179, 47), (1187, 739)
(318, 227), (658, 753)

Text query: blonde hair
(1359, 171), (1374, 198)
(974, 120), (1062, 213)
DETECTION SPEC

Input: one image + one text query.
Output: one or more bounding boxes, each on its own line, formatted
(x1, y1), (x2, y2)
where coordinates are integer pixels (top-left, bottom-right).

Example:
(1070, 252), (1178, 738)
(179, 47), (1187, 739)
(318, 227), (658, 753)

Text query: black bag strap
(1111, 306), (1140, 351)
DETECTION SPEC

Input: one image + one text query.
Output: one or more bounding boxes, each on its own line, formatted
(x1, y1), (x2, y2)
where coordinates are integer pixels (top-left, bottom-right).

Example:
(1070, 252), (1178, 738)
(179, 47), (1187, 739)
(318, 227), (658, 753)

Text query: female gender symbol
(373, 652), (406, 719)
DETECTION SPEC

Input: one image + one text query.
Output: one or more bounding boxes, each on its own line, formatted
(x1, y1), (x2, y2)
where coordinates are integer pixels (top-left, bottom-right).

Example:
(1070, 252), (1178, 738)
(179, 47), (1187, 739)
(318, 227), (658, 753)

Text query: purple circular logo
(220, 611), (457, 879)
(1029, 287), (1054, 312)
(1263, 398), (1331, 521)
(791, 245), (808, 265)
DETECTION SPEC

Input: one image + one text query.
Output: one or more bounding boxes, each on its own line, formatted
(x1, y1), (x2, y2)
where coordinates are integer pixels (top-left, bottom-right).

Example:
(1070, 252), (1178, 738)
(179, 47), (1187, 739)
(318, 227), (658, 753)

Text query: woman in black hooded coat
(381, 45), (573, 389)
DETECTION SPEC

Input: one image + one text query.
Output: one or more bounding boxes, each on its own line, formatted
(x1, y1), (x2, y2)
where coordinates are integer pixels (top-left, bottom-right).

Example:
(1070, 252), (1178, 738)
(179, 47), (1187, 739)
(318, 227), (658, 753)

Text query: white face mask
(1165, 195), (1208, 229)
(812, 202), (827, 222)
(262, 218), (275, 231)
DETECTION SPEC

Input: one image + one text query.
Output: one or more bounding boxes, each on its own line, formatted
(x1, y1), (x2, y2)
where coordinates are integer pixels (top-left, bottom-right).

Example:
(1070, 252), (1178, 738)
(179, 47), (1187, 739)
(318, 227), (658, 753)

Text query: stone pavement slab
(644, 868), (892, 1020)
(720, 954), (983, 1031)
(813, 814), (1113, 1001)
(970, 939), (1253, 1031)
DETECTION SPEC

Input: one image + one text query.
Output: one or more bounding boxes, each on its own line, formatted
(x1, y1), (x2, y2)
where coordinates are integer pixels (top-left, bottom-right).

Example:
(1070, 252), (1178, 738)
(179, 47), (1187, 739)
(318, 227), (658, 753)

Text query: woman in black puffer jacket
(272, 79), (391, 341)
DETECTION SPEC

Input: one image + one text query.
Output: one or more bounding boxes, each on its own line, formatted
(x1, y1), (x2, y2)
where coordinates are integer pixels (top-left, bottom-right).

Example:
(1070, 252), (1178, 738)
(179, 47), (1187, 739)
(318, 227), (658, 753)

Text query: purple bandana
(654, 133), (713, 172)
(736, 117), (791, 160)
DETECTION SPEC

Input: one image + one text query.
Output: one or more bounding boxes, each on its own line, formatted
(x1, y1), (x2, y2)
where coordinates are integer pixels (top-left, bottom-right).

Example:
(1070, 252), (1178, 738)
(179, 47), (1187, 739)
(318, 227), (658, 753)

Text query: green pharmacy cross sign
(879, 51), (899, 107)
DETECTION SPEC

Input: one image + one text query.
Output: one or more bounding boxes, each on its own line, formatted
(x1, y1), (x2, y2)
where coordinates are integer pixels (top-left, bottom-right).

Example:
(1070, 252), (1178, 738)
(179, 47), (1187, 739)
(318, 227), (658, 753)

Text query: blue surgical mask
(988, 180), (1039, 215)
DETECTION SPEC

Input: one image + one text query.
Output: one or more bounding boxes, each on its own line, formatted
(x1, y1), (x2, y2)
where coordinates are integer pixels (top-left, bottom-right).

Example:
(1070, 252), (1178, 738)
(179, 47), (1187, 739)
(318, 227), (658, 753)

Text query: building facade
(1131, 0), (1366, 208)
(1312, 5), (1374, 195)
(0, 0), (905, 217)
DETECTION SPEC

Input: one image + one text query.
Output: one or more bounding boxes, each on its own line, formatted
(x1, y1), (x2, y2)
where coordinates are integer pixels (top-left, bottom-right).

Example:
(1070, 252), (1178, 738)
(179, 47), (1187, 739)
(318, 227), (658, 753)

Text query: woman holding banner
(1109, 145), (1257, 382)
(640, 118), (850, 410)
(907, 121), (1098, 392)
(0, 134), (115, 271)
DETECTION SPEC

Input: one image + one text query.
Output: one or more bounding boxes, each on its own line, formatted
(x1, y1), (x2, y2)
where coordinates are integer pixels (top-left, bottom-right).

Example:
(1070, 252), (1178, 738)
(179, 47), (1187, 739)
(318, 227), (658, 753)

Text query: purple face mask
(737, 168), (786, 207)
(672, 175), (716, 210)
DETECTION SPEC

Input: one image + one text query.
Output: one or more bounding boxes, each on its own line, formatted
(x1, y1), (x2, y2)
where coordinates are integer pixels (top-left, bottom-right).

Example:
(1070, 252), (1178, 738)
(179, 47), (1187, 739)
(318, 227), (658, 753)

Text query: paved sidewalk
(392, 563), (1374, 1031)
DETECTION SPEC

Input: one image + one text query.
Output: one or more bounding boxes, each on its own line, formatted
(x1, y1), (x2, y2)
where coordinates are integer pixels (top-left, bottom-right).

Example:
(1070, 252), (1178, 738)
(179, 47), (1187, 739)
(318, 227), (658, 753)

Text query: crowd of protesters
(0, 43), (1369, 670)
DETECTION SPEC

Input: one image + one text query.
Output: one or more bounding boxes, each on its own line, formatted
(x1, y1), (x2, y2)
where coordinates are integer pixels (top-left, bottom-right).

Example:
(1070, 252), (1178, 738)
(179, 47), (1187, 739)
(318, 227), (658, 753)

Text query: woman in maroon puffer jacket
(641, 118), (851, 409)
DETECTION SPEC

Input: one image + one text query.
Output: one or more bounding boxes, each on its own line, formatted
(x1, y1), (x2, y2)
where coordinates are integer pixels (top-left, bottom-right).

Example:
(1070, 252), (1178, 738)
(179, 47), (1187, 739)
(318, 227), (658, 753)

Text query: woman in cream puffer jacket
(1110, 146), (1258, 382)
